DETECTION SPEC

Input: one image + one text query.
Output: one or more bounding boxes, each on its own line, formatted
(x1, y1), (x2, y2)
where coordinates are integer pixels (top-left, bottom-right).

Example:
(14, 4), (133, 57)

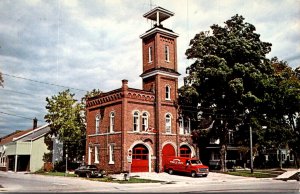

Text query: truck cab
(164, 157), (209, 177)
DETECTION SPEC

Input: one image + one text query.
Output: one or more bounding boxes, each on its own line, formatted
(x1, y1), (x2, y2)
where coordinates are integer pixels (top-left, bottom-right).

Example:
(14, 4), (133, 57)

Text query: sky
(0, 0), (299, 137)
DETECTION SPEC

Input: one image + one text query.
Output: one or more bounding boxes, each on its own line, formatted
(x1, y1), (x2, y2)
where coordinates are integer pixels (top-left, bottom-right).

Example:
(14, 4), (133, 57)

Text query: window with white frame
(165, 113), (172, 133)
(109, 144), (114, 164)
(184, 118), (191, 134)
(133, 111), (140, 132)
(148, 46), (152, 63)
(165, 45), (170, 62)
(95, 115), (100, 134)
(165, 85), (171, 100)
(179, 117), (184, 134)
(94, 146), (99, 163)
(142, 112), (149, 131)
(88, 147), (92, 165)
(109, 112), (115, 133)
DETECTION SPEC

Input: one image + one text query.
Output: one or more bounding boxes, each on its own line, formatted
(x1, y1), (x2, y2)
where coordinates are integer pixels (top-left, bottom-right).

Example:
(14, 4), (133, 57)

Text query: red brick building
(86, 7), (196, 173)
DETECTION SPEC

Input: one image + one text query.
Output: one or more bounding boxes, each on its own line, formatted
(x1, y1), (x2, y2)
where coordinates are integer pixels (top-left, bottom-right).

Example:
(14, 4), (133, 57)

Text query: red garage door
(162, 144), (176, 171)
(131, 144), (149, 172)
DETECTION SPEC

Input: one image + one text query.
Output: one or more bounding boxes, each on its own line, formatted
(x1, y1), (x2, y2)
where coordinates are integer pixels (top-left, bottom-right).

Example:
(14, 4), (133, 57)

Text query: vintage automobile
(74, 165), (105, 178)
(164, 157), (209, 177)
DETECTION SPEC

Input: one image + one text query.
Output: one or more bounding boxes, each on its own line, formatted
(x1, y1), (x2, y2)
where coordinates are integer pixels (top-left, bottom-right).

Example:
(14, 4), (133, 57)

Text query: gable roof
(13, 124), (50, 142)
(0, 129), (32, 145)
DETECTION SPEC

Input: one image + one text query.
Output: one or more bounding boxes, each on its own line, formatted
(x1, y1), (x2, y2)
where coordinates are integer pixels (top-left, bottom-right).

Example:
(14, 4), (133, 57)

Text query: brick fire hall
(86, 7), (196, 173)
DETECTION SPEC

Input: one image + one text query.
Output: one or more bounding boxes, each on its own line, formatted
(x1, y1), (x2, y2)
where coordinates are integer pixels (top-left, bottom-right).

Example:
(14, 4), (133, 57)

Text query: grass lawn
(33, 171), (163, 183)
(224, 169), (285, 178)
(34, 171), (77, 177)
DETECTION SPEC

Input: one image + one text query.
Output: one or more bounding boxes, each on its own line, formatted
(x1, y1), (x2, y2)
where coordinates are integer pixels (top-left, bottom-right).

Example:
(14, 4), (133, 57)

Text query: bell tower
(140, 6), (180, 97)
(140, 7), (180, 172)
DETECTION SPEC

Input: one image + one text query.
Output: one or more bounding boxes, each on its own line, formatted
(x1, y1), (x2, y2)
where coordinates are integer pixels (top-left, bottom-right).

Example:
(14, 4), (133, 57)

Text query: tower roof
(143, 6), (174, 25)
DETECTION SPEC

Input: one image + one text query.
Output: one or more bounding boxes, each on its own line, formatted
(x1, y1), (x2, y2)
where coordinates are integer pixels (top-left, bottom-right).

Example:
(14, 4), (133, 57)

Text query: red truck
(164, 157), (209, 177)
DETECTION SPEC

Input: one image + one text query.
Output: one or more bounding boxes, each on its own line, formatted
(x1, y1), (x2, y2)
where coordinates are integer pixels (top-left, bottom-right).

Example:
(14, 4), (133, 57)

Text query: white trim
(94, 146), (99, 164)
(129, 141), (154, 172)
(148, 46), (153, 63)
(108, 144), (115, 164)
(133, 111), (140, 132)
(13, 124), (50, 141)
(140, 27), (178, 39)
(140, 70), (180, 79)
(88, 132), (122, 137)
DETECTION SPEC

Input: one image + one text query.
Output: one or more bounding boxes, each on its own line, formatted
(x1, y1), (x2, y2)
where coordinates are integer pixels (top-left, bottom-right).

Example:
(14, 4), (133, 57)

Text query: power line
(2, 73), (88, 92)
(0, 111), (38, 120)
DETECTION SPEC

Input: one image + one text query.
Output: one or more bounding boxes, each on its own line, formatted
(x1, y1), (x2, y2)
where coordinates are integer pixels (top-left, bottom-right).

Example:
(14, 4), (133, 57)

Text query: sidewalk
(111, 171), (261, 184)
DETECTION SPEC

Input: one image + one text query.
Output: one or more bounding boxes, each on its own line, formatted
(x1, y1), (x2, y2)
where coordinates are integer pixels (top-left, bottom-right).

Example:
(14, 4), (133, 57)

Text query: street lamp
(245, 109), (253, 174)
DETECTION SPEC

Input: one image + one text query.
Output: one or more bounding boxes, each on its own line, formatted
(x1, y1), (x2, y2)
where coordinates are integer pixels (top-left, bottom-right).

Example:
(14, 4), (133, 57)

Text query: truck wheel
(191, 171), (197, 178)
(168, 169), (173, 175)
(86, 172), (91, 178)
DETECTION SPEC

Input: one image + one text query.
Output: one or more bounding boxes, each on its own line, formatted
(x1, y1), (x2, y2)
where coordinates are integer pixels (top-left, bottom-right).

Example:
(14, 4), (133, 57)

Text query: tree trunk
(220, 144), (227, 172)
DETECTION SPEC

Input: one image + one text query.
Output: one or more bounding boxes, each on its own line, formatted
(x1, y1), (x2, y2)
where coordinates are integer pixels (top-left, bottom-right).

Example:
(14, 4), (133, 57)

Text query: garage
(162, 144), (176, 171)
(131, 144), (149, 172)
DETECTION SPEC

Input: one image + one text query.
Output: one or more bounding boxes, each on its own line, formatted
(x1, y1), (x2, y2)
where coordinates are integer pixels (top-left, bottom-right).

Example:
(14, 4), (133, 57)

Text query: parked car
(164, 157), (209, 177)
(74, 165), (105, 178)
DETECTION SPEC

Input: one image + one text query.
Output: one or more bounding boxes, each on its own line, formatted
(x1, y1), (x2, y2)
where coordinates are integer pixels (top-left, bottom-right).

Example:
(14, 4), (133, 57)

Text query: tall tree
(44, 89), (86, 161)
(181, 14), (286, 171)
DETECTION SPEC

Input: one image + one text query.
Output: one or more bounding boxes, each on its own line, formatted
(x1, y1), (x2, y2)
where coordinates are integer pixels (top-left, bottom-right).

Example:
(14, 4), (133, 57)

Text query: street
(0, 171), (299, 193)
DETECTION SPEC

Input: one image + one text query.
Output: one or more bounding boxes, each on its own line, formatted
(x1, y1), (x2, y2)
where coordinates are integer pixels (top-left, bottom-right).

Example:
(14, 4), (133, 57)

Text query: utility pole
(249, 125), (253, 174)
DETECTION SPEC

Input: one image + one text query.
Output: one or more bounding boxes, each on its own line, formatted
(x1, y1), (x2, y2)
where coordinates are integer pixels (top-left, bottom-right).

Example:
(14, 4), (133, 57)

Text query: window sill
(179, 133), (191, 136)
(108, 161), (115, 165)
(127, 131), (156, 134)
(94, 161), (99, 164)
(162, 133), (176, 136)
(88, 132), (121, 137)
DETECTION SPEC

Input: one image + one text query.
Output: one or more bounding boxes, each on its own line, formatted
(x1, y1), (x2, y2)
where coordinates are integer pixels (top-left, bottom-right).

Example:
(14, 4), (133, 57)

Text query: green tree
(180, 14), (300, 171)
(44, 89), (86, 161)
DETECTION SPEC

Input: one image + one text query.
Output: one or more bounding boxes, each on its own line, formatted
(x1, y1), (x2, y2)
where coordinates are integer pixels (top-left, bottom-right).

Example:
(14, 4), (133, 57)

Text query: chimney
(33, 117), (38, 129)
(122, 79), (128, 91)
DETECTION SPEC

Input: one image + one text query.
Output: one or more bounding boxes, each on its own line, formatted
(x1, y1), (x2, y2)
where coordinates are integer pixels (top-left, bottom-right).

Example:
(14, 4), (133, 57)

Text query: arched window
(95, 115), (100, 134)
(133, 111), (140, 132)
(142, 112), (149, 131)
(184, 118), (191, 134)
(165, 45), (170, 62)
(179, 117), (184, 134)
(109, 112), (115, 133)
(165, 113), (172, 134)
(109, 144), (114, 164)
(148, 46), (152, 63)
(165, 85), (171, 100)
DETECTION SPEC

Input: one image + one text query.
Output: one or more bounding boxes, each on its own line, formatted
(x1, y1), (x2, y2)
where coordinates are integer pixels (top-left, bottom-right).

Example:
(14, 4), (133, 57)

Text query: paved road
(0, 171), (299, 193)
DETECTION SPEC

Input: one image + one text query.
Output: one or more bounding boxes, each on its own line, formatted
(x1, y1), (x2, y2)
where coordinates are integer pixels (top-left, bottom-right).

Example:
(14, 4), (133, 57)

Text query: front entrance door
(131, 144), (149, 172)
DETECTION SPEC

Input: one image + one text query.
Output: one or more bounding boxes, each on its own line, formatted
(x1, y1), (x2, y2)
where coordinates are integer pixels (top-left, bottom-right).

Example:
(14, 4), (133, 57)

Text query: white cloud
(0, 0), (299, 136)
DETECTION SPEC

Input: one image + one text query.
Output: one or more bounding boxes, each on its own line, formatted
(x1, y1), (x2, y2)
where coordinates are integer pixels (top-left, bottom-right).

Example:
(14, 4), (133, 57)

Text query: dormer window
(165, 45), (170, 62)
(148, 46), (153, 63)
(165, 85), (171, 100)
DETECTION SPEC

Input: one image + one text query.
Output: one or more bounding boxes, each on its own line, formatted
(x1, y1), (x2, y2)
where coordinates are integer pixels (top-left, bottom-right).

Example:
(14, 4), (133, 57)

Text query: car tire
(191, 171), (197, 178)
(86, 173), (91, 178)
(168, 169), (173, 175)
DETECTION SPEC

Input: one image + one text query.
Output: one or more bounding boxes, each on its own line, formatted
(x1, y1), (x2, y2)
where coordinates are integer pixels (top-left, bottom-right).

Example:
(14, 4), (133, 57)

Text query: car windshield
(190, 160), (202, 165)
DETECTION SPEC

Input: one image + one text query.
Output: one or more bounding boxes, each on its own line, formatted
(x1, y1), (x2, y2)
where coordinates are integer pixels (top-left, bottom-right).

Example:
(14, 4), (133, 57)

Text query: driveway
(112, 171), (265, 183)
